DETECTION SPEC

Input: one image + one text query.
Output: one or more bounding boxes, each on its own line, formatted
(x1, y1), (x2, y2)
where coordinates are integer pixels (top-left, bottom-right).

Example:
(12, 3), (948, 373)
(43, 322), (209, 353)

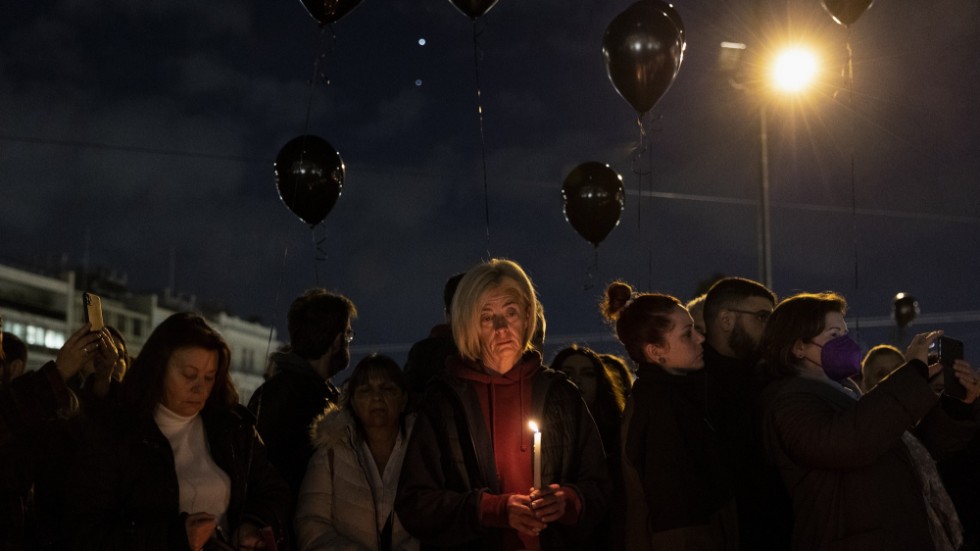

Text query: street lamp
(719, 42), (819, 289)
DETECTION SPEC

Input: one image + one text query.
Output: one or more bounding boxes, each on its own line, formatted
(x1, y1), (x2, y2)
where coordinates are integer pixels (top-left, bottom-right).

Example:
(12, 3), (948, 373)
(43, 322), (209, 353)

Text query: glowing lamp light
(771, 47), (818, 93)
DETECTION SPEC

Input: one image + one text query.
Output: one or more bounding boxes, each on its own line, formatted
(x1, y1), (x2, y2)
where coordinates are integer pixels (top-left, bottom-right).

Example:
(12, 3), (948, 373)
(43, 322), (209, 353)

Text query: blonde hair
(451, 259), (539, 362)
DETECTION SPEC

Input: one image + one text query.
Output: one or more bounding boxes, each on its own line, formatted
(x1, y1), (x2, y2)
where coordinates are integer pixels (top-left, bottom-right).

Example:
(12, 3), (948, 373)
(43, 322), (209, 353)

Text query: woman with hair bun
(602, 281), (737, 551)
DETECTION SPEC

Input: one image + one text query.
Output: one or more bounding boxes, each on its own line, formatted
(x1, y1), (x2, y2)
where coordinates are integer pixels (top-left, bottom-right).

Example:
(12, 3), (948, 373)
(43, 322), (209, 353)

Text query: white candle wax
(529, 421), (541, 489)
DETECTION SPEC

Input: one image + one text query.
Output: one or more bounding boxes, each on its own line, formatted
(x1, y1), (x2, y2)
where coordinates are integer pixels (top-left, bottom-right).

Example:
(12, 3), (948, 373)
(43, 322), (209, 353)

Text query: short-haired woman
(396, 258), (610, 551)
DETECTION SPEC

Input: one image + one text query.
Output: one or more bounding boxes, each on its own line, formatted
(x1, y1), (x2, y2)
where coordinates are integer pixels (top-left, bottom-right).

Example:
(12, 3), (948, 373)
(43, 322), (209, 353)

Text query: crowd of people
(2, 258), (979, 551)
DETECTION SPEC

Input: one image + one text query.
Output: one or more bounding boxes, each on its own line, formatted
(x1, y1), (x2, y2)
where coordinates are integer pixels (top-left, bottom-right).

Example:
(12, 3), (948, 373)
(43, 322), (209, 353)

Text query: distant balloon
(275, 135), (345, 227)
(562, 162), (625, 247)
(821, 0), (874, 27)
(449, 0), (498, 20)
(892, 292), (919, 329)
(300, 0), (363, 25)
(602, 0), (685, 114)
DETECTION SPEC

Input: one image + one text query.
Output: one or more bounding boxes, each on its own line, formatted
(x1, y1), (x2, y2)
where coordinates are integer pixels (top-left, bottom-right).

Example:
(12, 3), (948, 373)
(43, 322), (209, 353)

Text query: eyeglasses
(728, 308), (772, 323)
(344, 329), (355, 343)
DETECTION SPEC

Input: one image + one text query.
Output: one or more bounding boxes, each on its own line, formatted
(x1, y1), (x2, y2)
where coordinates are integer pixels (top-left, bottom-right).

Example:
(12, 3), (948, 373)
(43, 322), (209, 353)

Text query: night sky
(3, 0), (979, 366)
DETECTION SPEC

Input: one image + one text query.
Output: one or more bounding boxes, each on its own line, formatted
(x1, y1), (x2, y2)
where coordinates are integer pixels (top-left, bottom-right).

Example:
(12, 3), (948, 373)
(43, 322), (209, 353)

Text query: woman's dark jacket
(64, 403), (291, 551)
(621, 362), (738, 551)
(759, 360), (976, 551)
(395, 353), (612, 551)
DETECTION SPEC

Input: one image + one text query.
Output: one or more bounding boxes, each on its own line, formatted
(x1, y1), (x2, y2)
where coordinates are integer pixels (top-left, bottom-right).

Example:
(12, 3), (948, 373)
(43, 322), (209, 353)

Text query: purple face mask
(812, 335), (863, 381)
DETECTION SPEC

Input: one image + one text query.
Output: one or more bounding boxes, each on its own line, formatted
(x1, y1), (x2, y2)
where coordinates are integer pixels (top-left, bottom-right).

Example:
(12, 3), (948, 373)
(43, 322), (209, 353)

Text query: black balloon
(300, 0), (363, 25)
(562, 162), (625, 247)
(892, 293), (919, 329)
(821, 0), (874, 27)
(449, 0), (498, 20)
(275, 135), (345, 227)
(602, 0), (685, 114)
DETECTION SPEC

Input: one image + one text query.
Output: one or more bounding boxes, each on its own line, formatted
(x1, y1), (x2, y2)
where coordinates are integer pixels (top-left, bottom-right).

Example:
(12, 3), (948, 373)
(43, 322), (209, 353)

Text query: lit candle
(529, 421), (541, 489)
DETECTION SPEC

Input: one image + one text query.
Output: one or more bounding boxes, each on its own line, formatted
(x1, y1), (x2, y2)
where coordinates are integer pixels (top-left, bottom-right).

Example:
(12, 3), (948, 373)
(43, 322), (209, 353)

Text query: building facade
(0, 262), (277, 404)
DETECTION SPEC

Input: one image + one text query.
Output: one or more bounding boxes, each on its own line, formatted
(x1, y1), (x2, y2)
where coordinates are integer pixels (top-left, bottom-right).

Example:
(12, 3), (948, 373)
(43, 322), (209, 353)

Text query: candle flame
(528, 421), (539, 433)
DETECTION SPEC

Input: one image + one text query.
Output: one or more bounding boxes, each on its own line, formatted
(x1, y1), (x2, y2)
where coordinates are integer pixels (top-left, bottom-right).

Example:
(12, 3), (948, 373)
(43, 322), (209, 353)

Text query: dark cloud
(2, 0), (979, 362)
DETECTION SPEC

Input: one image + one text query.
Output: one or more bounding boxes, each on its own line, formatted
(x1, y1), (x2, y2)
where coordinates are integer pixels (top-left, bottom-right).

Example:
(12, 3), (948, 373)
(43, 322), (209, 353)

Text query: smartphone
(929, 336), (966, 400)
(83, 292), (105, 331)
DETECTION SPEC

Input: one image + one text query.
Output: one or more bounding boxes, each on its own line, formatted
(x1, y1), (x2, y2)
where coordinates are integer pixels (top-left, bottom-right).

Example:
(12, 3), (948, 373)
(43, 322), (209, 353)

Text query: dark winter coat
(395, 352), (611, 551)
(247, 351), (340, 501)
(403, 323), (457, 397)
(621, 362), (738, 551)
(760, 360), (975, 551)
(64, 403), (291, 551)
(702, 344), (792, 550)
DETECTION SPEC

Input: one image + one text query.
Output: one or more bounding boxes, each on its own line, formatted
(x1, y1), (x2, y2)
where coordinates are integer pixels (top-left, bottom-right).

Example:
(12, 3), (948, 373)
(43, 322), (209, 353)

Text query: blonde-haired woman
(396, 258), (611, 551)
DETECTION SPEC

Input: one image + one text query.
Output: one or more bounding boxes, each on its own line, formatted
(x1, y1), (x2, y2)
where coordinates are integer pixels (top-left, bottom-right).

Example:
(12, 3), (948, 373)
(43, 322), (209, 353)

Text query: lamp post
(719, 43), (818, 290)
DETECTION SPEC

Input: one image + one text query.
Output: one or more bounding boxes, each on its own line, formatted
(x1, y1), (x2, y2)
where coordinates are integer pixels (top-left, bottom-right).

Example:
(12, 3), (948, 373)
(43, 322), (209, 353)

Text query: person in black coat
(65, 312), (291, 551)
(602, 281), (738, 551)
(247, 289), (357, 505)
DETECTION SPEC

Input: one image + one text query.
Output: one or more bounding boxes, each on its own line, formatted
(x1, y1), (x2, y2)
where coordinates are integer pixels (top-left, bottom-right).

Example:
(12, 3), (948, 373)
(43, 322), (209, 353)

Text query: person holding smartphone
(1, 319), (118, 549)
(64, 313), (291, 551)
(758, 292), (978, 551)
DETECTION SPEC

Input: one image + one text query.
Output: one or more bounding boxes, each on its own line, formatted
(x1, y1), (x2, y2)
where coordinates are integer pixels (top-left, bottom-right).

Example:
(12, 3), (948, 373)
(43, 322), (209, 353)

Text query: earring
(658, 356), (666, 365)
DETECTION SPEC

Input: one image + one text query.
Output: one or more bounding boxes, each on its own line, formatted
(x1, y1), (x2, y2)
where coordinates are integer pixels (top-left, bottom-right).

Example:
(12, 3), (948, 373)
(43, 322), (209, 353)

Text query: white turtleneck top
(154, 403), (232, 534)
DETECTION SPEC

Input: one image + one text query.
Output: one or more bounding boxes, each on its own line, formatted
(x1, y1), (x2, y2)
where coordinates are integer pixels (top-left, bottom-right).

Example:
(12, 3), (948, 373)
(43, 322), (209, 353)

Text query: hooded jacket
(296, 403), (418, 551)
(395, 351), (611, 551)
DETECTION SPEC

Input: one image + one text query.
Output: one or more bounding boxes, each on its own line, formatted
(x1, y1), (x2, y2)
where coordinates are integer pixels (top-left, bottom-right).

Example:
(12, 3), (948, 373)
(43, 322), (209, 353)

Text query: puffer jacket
(296, 403), (418, 551)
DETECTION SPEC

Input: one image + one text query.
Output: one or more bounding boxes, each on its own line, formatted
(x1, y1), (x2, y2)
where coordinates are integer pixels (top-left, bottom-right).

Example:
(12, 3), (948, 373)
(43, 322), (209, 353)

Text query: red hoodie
(452, 352), (540, 550)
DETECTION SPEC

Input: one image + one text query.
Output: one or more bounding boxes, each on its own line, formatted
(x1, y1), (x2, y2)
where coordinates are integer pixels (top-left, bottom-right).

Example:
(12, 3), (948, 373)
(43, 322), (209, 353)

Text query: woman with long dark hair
(66, 312), (291, 551)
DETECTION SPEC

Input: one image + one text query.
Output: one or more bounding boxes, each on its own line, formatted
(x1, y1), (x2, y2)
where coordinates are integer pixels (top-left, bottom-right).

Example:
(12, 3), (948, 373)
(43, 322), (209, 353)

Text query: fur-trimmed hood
(308, 402), (354, 450)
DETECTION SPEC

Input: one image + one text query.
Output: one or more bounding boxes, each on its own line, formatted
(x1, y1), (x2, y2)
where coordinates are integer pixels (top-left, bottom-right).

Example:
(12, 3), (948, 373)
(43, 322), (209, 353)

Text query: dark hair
(599, 353), (633, 396)
(760, 292), (847, 381)
(106, 325), (130, 369)
(703, 277), (776, 332)
(2, 332), (27, 385)
(600, 280), (682, 364)
(287, 289), (357, 360)
(443, 273), (465, 313)
(341, 353), (410, 440)
(551, 344), (627, 456)
(121, 312), (237, 417)
(552, 345), (626, 412)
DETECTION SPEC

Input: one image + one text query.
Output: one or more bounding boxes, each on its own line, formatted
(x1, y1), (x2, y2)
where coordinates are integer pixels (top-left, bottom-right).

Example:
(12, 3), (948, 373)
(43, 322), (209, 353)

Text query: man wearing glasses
(701, 277), (791, 550)
(248, 288), (357, 507)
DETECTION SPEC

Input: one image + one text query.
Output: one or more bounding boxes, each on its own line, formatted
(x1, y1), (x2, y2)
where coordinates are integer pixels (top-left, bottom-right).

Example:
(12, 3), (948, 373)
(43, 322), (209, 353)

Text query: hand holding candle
(529, 420), (541, 489)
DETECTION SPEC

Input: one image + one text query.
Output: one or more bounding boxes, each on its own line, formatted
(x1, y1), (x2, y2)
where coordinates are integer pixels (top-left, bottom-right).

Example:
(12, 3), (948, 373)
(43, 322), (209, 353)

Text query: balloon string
(311, 225), (329, 286)
(264, 246), (289, 364)
(647, 249), (653, 291)
(303, 25), (336, 136)
(472, 20), (491, 257)
(583, 247), (599, 291)
(311, 227), (320, 286)
(633, 113), (647, 230)
(845, 34), (861, 337)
